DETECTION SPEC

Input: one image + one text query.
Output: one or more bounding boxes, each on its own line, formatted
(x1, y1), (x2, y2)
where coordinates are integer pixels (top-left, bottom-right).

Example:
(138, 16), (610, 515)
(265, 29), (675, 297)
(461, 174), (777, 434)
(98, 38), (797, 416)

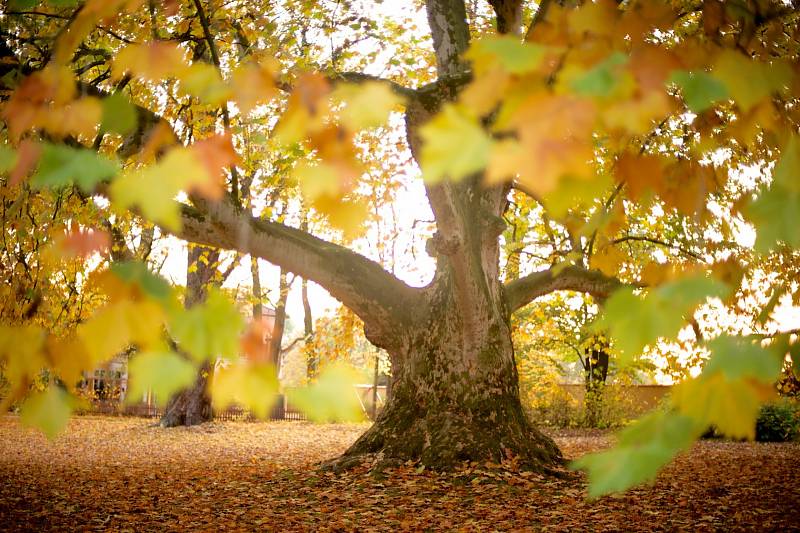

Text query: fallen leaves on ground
(0, 416), (797, 531)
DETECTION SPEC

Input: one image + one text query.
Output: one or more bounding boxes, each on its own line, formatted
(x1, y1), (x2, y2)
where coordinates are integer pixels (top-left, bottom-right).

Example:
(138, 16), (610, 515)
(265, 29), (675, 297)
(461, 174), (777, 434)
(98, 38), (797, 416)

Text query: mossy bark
(337, 270), (562, 472)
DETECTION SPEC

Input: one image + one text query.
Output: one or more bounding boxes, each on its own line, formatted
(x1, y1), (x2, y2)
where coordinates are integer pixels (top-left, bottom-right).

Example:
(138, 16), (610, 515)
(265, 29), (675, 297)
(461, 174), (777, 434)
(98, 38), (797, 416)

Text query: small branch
(609, 235), (703, 261)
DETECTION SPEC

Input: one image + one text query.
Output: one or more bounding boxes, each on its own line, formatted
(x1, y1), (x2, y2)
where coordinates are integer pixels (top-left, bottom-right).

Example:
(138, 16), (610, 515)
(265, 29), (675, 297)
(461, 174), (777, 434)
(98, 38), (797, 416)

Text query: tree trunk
(337, 269), (562, 472)
(159, 361), (214, 426)
(584, 348), (609, 427)
(268, 269), (289, 375)
(302, 277), (317, 379)
(160, 245), (219, 427)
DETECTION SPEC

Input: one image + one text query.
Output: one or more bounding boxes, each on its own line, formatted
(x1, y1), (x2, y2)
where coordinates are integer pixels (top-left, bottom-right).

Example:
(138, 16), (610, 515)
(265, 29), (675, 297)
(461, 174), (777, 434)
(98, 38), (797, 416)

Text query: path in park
(0, 416), (798, 531)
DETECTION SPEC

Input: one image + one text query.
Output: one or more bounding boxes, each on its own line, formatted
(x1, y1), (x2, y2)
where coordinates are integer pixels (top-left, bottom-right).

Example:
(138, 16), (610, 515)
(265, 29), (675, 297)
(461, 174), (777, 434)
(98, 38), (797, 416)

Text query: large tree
(2, 0), (799, 494)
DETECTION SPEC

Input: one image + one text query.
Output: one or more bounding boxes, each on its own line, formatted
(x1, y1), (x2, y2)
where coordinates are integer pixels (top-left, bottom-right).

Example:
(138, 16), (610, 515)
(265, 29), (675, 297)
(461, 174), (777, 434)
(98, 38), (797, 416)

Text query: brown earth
(0, 416), (798, 531)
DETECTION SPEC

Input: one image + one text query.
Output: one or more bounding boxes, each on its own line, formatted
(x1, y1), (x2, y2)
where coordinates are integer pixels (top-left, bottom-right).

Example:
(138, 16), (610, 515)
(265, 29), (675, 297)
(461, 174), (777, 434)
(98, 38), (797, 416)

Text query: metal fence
(82, 394), (307, 422)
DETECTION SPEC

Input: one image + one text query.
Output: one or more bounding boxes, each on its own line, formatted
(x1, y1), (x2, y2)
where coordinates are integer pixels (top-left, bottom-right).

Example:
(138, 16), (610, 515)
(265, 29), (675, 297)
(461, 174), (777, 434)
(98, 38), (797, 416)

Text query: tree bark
(268, 269), (289, 375)
(336, 267), (561, 471)
(160, 245), (219, 427)
(302, 277), (317, 379)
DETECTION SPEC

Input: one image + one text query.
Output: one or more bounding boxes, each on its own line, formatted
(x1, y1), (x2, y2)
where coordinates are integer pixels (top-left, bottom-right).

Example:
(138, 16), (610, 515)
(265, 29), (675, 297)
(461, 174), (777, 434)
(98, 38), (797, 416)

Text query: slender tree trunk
(251, 255), (262, 320)
(160, 245), (219, 427)
(302, 278), (317, 379)
(584, 348), (609, 427)
(268, 269), (289, 375)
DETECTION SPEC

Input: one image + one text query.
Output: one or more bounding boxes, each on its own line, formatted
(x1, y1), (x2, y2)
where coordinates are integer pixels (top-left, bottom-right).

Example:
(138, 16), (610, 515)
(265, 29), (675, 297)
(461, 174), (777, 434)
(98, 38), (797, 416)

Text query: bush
(755, 400), (800, 442)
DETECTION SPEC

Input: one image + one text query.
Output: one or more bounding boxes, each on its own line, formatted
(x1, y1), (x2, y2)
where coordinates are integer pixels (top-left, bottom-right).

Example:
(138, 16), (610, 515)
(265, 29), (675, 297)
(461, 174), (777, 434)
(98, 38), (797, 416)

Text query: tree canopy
(1, 0), (799, 496)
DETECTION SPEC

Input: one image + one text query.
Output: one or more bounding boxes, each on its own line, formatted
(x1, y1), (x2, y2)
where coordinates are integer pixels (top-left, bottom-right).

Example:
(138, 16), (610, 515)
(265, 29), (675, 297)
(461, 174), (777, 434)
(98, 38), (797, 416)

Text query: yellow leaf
(46, 335), (92, 389)
(333, 81), (402, 131)
(312, 195), (370, 240)
(712, 51), (792, 112)
(76, 303), (133, 365)
(672, 374), (773, 440)
(0, 325), (46, 393)
(109, 146), (219, 231)
(274, 73), (331, 145)
(177, 63), (231, 105)
(20, 386), (73, 440)
(419, 104), (492, 184)
(212, 362), (278, 419)
(113, 42), (190, 82)
(230, 62), (278, 115)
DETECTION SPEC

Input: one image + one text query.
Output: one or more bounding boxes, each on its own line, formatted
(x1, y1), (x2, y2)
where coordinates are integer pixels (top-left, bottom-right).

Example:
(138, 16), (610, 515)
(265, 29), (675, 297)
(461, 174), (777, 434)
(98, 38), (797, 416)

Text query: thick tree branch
(504, 264), (623, 313)
(328, 72), (418, 99)
(176, 197), (420, 349)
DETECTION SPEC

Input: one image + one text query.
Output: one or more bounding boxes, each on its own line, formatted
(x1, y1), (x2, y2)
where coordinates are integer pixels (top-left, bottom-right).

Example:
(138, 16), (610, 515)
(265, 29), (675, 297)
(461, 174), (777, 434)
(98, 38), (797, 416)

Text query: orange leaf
(190, 134), (240, 199)
(240, 318), (274, 363)
(9, 140), (41, 187)
(58, 227), (111, 258)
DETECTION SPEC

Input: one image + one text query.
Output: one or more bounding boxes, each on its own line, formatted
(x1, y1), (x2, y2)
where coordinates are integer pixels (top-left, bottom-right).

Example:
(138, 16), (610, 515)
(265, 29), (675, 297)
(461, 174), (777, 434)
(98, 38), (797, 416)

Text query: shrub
(755, 399), (800, 442)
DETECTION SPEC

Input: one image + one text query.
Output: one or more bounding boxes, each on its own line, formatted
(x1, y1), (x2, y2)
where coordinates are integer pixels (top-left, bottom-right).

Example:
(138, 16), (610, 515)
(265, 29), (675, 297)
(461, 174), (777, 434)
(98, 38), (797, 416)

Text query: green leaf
(101, 92), (137, 136)
(712, 51), (791, 112)
(669, 70), (728, 113)
(702, 335), (783, 383)
(747, 136), (800, 251)
(571, 52), (628, 98)
(0, 144), (17, 174)
(288, 363), (364, 423)
(30, 144), (118, 192)
(595, 275), (728, 363)
(572, 409), (702, 498)
(169, 288), (244, 362)
(20, 386), (73, 440)
(110, 261), (173, 303)
(419, 104), (492, 184)
(126, 351), (197, 407)
(466, 36), (549, 75)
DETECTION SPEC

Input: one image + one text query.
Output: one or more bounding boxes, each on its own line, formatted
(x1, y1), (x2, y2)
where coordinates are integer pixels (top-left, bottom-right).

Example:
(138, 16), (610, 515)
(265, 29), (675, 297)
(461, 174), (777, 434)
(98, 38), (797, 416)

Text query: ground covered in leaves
(0, 416), (798, 531)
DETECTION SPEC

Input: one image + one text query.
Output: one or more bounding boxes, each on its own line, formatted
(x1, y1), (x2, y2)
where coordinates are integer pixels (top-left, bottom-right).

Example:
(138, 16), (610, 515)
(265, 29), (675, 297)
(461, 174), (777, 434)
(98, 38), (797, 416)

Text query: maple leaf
(19, 386), (73, 440)
(212, 361), (279, 419)
(110, 141), (228, 230)
(113, 41), (190, 82)
(177, 62), (231, 105)
(127, 351), (197, 407)
(8, 140), (41, 187)
(712, 51), (792, 112)
(30, 144), (119, 193)
(466, 36), (550, 75)
(100, 92), (137, 136)
(240, 318), (273, 363)
(572, 409), (703, 498)
(168, 288), (244, 362)
(56, 227), (111, 258)
(274, 73), (331, 145)
(333, 81), (402, 131)
(288, 362), (365, 423)
(419, 104), (492, 184)
(230, 62), (279, 115)
(670, 69), (730, 113)
(595, 275), (729, 363)
(748, 136), (800, 251)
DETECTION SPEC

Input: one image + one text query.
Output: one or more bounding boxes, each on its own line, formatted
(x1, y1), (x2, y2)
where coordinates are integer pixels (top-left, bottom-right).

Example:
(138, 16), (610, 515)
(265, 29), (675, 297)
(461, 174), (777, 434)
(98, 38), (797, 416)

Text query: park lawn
(0, 416), (797, 531)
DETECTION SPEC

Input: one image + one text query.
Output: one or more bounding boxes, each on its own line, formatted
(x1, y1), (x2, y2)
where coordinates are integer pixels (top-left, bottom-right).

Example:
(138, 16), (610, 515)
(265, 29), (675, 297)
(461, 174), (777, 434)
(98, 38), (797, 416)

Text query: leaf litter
(0, 416), (797, 531)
